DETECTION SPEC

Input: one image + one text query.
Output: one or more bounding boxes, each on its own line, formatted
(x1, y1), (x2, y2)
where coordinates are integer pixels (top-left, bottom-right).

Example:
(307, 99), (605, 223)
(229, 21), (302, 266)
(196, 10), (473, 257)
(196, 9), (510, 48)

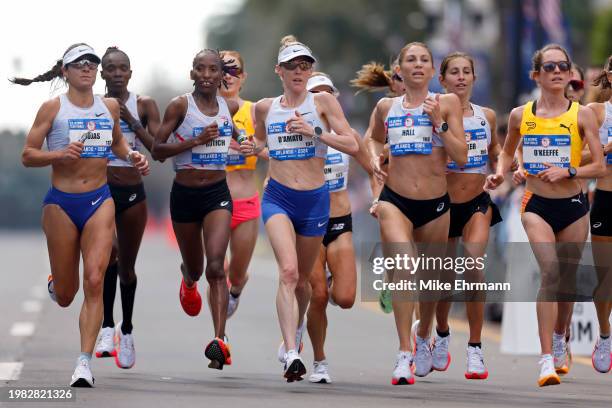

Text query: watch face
(315, 126), (323, 136)
(441, 122), (449, 132)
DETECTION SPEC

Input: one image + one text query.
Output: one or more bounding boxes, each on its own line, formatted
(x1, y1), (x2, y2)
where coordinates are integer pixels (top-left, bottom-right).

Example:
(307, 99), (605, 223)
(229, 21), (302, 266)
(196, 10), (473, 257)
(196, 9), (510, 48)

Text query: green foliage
(591, 7), (612, 64)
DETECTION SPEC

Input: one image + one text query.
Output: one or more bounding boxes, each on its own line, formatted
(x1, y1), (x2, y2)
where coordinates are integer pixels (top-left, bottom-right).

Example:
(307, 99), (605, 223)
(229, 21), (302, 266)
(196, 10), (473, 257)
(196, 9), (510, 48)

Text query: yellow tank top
(520, 100), (582, 175)
(226, 100), (257, 172)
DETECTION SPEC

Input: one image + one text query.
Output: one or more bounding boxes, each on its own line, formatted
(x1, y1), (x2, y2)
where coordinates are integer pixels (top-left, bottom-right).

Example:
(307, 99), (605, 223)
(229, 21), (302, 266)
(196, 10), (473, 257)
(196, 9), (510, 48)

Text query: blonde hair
(398, 42), (434, 67)
(351, 62), (392, 93)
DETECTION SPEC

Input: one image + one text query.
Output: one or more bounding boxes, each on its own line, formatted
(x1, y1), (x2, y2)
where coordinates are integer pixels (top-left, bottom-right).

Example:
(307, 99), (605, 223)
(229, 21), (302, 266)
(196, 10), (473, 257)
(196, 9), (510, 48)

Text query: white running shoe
(592, 336), (612, 373)
(95, 327), (116, 358)
(70, 358), (94, 387)
(538, 354), (561, 387)
(114, 323), (135, 369)
(309, 360), (332, 383)
(431, 333), (451, 371)
(413, 335), (433, 377)
(277, 320), (306, 363)
(465, 346), (488, 379)
(552, 332), (570, 375)
(227, 292), (240, 318)
(283, 349), (306, 382)
(391, 351), (415, 385)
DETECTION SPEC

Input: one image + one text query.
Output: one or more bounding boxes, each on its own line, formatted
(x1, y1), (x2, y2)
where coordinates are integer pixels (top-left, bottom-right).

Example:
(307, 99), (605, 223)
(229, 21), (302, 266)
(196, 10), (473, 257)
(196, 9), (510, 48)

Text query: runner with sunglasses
(485, 44), (605, 387)
(94, 47), (161, 369)
(12, 43), (149, 387)
(367, 42), (467, 385)
(239, 35), (357, 382)
(304, 72), (372, 383)
(433, 51), (502, 380)
(152, 49), (240, 370)
(217, 50), (264, 318)
(587, 54), (612, 374)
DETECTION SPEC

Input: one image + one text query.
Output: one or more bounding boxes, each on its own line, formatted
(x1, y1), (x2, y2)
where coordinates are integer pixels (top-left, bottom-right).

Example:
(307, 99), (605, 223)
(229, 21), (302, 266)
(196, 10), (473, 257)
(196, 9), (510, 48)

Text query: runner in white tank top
(304, 73), (373, 384)
(95, 47), (161, 369)
(434, 52), (503, 380)
(12, 43), (148, 388)
(586, 55), (612, 374)
(238, 35), (357, 382)
(153, 49), (241, 371)
(366, 42), (466, 385)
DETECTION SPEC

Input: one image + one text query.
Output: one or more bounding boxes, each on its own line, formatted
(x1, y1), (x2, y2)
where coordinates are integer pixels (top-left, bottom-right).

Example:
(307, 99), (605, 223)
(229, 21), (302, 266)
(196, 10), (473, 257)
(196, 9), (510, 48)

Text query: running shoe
(391, 351), (415, 385)
(283, 349), (306, 382)
(227, 292), (240, 319)
(278, 320), (306, 363)
(592, 336), (612, 373)
(465, 346), (488, 380)
(538, 354), (561, 387)
(114, 323), (135, 369)
(70, 358), (94, 388)
(379, 289), (392, 314)
(179, 278), (202, 317)
(309, 360), (332, 384)
(95, 327), (116, 358)
(431, 333), (451, 371)
(205, 336), (232, 370)
(552, 332), (570, 375)
(47, 274), (57, 303)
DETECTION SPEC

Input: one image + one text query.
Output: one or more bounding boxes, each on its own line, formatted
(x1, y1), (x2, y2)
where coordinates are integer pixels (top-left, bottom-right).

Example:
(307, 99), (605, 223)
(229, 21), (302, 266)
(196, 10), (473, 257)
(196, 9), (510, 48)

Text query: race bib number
(108, 120), (136, 162)
(387, 115), (433, 155)
(448, 128), (488, 170)
(607, 128), (611, 165)
(191, 124), (232, 165)
(324, 152), (348, 192)
(523, 135), (571, 175)
(68, 118), (113, 158)
(267, 122), (315, 160)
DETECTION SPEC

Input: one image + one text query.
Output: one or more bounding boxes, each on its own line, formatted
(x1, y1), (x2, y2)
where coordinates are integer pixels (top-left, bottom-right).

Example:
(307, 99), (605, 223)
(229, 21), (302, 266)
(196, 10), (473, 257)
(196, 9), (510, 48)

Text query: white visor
(306, 75), (338, 95)
(62, 45), (101, 66)
(277, 43), (316, 64)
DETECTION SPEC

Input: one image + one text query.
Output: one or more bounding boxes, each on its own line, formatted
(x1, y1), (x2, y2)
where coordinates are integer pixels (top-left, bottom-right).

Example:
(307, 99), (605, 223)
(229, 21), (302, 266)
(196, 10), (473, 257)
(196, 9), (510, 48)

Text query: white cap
(62, 45), (101, 66)
(307, 75), (338, 96)
(277, 43), (316, 64)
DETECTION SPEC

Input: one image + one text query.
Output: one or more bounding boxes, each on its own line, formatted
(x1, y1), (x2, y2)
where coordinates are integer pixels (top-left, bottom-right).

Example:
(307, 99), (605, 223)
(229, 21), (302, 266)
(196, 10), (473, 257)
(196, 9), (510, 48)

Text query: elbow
(21, 150), (33, 167)
(453, 152), (468, 168)
(596, 162), (607, 178)
(150, 145), (163, 162)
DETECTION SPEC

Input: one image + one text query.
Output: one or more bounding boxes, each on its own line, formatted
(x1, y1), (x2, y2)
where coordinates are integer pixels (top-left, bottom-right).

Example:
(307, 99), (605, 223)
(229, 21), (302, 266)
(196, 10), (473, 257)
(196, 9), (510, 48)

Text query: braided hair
(10, 43), (89, 86)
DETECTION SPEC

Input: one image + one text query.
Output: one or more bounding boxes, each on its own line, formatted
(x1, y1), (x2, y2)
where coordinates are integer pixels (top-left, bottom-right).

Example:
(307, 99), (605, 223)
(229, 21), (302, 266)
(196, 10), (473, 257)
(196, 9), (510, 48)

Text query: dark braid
(192, 49), (239, 89)
(9, 42), (89, 86)
(101, 46), (130, 68)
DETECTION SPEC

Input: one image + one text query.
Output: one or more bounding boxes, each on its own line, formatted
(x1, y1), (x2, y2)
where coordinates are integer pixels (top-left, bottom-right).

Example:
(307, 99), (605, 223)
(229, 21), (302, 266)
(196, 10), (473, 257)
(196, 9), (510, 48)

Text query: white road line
(22, 300), (42, 313)
(10, 322), (35, 337)
(0, 362), (23, 381)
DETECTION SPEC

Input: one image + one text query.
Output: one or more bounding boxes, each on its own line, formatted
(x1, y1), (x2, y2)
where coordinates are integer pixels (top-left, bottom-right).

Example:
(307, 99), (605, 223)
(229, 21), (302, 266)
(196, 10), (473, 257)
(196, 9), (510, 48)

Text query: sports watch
(435, 122), (449, 134)
(313, 126), (323, 141)
(567, 166), (577, 178)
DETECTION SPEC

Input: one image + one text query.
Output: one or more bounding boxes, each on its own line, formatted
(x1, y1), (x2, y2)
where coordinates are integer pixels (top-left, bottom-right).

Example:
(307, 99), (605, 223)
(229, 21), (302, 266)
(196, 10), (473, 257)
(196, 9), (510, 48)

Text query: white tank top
(47, 94), (113, 158)
(108, 92), (141, 167)
(172, 94), (233, 171)
(324, 145), (349, 192)
(385, 92), (443, 156)
(265, 92), (327, 160)
(447, 104), (491, 174)
(599, 101), (612, 165)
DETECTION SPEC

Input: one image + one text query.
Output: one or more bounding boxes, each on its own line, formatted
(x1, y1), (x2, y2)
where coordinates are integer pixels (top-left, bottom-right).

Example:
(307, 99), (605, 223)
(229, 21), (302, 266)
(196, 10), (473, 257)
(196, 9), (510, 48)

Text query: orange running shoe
(179, 278), (202, 317)
(205, 336), (232, 369)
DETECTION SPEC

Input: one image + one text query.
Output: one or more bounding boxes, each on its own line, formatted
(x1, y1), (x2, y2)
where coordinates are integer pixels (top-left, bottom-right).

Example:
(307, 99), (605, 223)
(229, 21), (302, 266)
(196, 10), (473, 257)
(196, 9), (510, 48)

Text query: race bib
(448, 128), (488, 170)
(387, 115), (433, 155)
(324, 152), (348, 192)
(68, 118), (113, 158)
(523, 135), (571, 175)
(267, 121), (315, 160)
(191, 124), (232, 165)
(607, 128), (611, 165)
(108, 120), (136, 162)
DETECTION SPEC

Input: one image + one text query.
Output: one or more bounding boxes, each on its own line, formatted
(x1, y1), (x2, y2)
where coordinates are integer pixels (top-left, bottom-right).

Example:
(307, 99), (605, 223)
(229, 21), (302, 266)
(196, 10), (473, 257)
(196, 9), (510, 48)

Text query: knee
(279, 264), (299, 288)
(310, 286), (329, 308)
(205, 258), (225, 281)
(229, 272), (248, 288)
(83, 269), (104, 296)
(55, 290), (76, 308)
(333, 292), (356, 309)
(118, 266), (137, 286)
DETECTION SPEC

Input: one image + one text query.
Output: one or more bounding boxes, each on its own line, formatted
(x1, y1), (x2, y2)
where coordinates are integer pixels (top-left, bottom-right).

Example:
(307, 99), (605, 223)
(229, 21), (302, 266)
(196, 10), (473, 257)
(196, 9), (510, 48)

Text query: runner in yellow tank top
(485, 44), (605, 387)
(219, 50), (266, 319)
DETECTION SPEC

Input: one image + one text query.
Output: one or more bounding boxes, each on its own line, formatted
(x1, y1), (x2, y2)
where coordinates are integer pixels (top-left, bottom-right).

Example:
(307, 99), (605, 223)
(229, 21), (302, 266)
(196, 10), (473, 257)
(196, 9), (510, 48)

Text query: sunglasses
(225, 67), (243, 76)
(310, 89), (334, 95)
(541, 61), (571, 73)
(568, 79), (584, 90)
(280, 60), (313, 71)
(68, 59), (99, 70)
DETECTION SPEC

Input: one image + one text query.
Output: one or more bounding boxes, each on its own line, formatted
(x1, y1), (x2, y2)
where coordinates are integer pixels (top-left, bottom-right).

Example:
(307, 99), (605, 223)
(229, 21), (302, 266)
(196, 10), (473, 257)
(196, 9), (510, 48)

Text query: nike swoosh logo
(95, 112), (105, 117)
(220, 201), (229, 207)
(91, 197), (102, 206)
(299, 111), (312, 116)
(317, 221), (327, 228)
